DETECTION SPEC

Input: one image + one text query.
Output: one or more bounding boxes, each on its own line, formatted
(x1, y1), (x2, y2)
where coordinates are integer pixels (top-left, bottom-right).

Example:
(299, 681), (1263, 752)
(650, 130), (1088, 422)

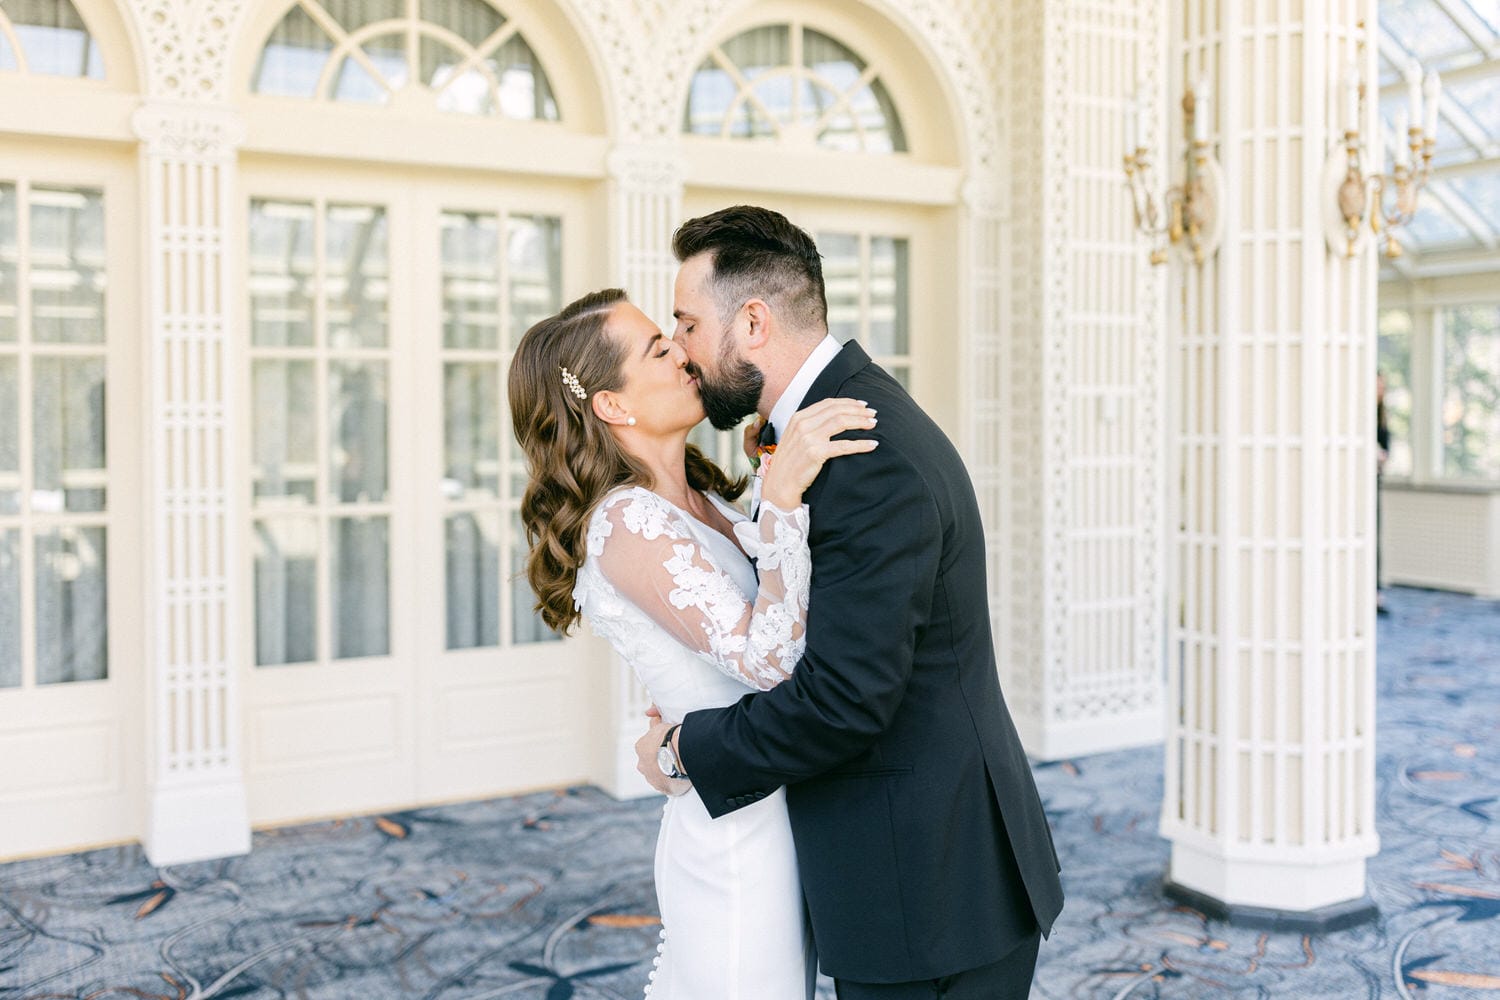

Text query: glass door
(241, 166), (600, 825)
(412, 183), (596, 804)
(0, 147), (143, 859)
(241, 169), (415, 824)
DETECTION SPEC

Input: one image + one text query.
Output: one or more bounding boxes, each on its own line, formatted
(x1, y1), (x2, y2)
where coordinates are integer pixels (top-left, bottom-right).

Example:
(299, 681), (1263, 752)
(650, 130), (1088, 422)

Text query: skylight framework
(1378, 0), (1500, 280)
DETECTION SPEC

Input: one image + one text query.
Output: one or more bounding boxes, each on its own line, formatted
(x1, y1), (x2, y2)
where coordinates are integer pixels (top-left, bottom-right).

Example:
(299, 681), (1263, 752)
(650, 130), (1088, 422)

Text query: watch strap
(661, 724), (685, 778)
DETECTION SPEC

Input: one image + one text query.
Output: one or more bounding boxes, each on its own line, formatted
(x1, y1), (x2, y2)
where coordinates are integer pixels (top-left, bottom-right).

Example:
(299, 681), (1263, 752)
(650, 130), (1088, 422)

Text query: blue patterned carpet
(3, 586), (1497, 999)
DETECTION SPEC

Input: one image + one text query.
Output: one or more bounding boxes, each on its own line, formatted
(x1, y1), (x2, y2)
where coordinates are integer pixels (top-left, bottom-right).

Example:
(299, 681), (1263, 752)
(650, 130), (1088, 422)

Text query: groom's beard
(692, 353), (764, 431)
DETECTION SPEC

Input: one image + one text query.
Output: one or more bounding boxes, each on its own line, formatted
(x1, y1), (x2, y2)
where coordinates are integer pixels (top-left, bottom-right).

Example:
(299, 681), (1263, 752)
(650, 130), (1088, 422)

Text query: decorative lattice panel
(1163, 0), (1378, 910)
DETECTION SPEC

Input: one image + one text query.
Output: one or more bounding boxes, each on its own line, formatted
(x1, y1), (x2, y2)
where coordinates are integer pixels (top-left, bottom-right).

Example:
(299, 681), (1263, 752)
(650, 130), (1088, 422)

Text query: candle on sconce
(1193, 76), (1211, 142)
(1126, 88), (1138, 152)
(1423, 71), (1441, 140)
(1404, 61), (1422, 124)
(1345, 62), (1362, 133)
(1394, 109), (1411, 169)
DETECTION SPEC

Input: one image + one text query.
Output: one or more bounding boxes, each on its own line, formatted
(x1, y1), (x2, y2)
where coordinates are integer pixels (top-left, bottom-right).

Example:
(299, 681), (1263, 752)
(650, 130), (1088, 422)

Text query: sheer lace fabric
(576, 486), (811, 693)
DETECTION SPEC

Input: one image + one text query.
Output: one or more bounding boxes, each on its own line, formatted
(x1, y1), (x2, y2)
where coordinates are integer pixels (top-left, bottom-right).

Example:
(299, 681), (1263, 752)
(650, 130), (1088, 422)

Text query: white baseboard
(144, 777), (251, 866)
(1020, 705), (1165, 761)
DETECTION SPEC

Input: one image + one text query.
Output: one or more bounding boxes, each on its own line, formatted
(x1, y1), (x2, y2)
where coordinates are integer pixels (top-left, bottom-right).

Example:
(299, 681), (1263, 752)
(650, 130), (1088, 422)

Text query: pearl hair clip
(559, 366), (588, 400)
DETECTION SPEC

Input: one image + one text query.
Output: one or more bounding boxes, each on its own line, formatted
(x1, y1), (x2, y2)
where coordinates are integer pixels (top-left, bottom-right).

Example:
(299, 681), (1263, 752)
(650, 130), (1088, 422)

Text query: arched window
(0, 0), (104, 79)
(684, 23), (904, 152)
(251, 0), (559, 120)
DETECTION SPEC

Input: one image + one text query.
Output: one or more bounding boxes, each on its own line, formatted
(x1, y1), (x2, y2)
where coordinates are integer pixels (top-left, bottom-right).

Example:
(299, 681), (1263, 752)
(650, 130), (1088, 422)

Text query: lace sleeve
(592, 490), (811, 691)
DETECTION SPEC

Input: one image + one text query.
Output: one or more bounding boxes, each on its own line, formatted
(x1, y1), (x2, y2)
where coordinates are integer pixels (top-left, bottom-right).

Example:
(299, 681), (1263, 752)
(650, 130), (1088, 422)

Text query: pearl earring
(627, 416), (637, 426)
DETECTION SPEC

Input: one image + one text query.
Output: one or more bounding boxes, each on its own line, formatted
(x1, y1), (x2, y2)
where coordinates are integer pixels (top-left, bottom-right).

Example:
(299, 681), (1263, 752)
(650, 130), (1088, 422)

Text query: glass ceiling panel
(1379, 0), (1500, 275)
(1379, 0), (1478, 66)
(1401, 189), (1483, 247)
(1446, 77), (1500, 142)
(1466, 0), (1500, 33)
(1448, 173), (1500, 224)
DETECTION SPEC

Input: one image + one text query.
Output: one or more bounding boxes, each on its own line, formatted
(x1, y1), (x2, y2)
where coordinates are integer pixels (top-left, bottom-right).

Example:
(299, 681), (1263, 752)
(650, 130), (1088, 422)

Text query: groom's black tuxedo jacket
(680, 342), (1065, 984)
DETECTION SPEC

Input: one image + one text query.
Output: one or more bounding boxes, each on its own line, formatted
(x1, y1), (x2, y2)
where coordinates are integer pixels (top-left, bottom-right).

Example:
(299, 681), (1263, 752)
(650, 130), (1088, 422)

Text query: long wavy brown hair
(508, 288), (747, 634)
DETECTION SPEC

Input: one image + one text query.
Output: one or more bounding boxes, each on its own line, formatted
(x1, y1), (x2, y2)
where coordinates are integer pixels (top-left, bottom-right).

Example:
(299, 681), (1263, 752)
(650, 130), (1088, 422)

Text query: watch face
(657, 745), (677, 777)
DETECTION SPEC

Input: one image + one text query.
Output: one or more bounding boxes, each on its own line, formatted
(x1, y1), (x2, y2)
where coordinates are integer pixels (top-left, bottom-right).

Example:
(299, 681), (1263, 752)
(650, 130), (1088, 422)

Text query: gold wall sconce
(1323, 26), (1440, 259)
(1123, 79), (1225, 267)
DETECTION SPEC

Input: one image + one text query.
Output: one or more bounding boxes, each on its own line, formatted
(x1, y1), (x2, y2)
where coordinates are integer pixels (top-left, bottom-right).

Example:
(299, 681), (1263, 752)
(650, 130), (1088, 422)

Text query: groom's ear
(742, 299), (772, 351)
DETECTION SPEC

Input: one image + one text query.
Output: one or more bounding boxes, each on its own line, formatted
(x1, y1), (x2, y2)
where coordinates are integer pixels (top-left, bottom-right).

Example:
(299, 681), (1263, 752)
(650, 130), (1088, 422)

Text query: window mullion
(790, 22), (803, 125)
(314, 198), (331, 664)
(1422, 304), (1443, 482)
(406, 0), (420, 86)
(324, 30), (397, 101)
(299, 0), (351, 47)
(806, 64), (878, 134)
(17, 179), (34, 689)
(0, 14), (29, 76)
(859, 232), (871, 347)
(471, 21), (521, 66)
(713, 49), (758, 140)
(497, 208), (514, 647)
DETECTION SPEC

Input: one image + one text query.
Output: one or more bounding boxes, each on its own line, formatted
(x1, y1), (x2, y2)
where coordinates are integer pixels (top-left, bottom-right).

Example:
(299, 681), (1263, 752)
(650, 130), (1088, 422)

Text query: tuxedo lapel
(794, 342), (872, 510)
(799, 340), (871, 409)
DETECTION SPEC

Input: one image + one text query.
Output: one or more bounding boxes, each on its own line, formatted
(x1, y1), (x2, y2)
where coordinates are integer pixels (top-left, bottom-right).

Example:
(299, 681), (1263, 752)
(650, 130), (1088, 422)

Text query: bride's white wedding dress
(573, 485), (817, 1000)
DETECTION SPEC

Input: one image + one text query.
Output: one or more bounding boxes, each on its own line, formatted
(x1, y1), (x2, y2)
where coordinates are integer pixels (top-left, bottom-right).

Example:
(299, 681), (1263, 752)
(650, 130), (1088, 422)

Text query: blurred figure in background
(1377, 371), (1391, 617)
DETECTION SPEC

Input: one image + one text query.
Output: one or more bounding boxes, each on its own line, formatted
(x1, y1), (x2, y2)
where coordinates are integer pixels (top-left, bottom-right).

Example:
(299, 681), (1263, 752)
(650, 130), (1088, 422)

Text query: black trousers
(833, 931), (1043, 1000)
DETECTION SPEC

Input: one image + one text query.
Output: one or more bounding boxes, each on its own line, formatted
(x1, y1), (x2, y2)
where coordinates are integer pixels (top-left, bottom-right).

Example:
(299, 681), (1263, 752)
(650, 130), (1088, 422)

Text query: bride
(508, 288), (876, 998)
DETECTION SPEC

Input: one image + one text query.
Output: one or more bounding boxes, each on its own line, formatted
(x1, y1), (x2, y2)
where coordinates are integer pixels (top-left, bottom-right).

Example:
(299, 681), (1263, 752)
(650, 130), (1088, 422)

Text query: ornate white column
(1000, 0), (1167, 759)
(1161, 0), (1380, 926)
(596, 142), (686, 799)
(607, 144), (686, 330)
(959, 177), (1025, 726)
(133, 102), (250, 864)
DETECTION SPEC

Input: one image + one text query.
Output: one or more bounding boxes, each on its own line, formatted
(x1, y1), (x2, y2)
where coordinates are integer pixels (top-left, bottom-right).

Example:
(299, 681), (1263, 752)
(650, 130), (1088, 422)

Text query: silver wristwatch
(657, 724), (686, 779)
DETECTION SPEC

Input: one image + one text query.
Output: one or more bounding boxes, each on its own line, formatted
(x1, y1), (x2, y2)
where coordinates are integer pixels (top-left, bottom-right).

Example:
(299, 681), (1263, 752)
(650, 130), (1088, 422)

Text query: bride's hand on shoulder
(761, 398), (878, 510)
(743, 416), (767, 462)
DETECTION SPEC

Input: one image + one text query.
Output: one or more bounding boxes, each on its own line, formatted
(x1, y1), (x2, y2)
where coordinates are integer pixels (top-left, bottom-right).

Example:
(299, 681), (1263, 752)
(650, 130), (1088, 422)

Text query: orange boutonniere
(753, 442), (776, 473)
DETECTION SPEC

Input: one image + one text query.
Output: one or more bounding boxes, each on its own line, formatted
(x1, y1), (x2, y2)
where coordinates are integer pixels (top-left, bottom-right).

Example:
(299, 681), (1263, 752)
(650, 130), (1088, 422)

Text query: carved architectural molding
(960, 176), (1006, 219)
(606, 143), (688, 192)
(125, 0), (248, 102)
(131, 101), (246, 157)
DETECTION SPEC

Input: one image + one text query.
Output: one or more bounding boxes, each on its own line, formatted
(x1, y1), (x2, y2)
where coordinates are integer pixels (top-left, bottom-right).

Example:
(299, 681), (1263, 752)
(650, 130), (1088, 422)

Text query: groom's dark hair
(672, 205), (828, 337)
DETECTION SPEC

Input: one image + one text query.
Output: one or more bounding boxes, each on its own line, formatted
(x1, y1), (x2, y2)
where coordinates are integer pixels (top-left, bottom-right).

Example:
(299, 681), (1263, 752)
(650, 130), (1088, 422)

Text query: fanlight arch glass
(252, 0), (558, 120)
(684, 24), (906, 153)
(0, 0), (104, 79)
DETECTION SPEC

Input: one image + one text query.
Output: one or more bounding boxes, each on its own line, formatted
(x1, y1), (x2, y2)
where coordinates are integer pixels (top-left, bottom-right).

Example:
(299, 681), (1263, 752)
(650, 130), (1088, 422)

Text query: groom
(635, 205), (1064, 998)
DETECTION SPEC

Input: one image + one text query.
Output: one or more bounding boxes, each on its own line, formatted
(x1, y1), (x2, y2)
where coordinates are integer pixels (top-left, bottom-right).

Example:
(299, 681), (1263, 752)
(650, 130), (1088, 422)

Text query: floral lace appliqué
(574, 486), (811, 693)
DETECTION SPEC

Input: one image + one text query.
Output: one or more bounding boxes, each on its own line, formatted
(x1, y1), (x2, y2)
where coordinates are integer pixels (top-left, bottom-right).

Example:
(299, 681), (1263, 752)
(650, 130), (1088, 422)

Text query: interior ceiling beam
(1432, 153), (1500, 179)
(1383, 246), (1500, 280)
(1428, 0), (1500, 59)
(1379, 54), (1500, 94)
(1381, 251), (1419, 281)
(1426, 180), (1500, 249)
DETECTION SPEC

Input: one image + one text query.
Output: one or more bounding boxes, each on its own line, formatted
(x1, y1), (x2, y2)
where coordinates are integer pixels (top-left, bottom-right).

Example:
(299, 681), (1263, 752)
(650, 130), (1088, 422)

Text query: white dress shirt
(768, 334), (844, 443)
(752, 335), (843, 516)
